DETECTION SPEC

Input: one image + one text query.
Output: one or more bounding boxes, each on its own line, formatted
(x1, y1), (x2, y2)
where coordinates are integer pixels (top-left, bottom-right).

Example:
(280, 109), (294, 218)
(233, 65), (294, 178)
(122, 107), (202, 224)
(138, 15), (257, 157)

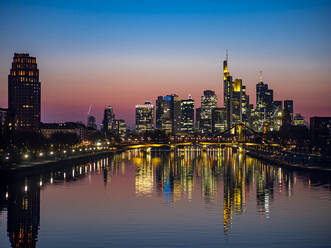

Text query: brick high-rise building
(8, 53), (41, 130)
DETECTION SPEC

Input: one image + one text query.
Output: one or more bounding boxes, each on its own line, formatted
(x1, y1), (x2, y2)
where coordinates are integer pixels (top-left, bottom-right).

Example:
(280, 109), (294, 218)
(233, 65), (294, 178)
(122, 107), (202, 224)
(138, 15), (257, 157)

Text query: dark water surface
(1, 148), (331, 248)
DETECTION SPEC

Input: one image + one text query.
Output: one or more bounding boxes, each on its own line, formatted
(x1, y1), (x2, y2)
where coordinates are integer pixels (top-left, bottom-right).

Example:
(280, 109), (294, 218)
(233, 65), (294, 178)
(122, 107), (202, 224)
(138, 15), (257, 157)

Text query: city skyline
(0, 0), (330, 126)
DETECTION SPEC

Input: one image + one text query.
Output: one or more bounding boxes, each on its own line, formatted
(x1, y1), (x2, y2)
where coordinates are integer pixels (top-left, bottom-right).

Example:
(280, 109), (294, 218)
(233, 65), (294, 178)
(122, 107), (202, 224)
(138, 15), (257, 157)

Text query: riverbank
(246, 150), (331, 172)
(0, 148), (127, 176)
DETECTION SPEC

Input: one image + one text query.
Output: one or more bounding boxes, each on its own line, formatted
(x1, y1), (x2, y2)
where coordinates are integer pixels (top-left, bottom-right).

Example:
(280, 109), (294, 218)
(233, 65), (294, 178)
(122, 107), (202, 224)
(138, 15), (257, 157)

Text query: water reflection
(0, 147), (331, 247)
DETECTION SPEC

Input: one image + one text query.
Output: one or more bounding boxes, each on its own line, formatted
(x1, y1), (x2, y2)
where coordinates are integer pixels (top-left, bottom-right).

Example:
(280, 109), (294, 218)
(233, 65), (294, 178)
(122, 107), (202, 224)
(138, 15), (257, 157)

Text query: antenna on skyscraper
(226, 49), (228, 61)
(259, 71), (263, 82)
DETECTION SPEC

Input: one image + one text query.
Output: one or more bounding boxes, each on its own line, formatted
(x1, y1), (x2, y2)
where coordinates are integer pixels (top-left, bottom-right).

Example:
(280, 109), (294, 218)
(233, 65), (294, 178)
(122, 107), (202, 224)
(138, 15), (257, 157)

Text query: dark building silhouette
(284, 100), (294, 123)
(8, 53), (41, 130)
(102, 106), (115, 133)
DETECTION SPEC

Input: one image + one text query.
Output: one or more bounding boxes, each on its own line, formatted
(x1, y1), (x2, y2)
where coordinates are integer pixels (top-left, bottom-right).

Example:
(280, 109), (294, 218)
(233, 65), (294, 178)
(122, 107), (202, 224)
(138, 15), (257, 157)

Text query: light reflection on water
(0, 147), (331, 248)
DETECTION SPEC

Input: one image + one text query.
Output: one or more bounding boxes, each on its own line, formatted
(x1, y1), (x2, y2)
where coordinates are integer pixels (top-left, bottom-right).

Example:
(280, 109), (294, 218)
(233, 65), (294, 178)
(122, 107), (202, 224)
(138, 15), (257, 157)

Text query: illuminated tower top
(223, 49), (230, 80)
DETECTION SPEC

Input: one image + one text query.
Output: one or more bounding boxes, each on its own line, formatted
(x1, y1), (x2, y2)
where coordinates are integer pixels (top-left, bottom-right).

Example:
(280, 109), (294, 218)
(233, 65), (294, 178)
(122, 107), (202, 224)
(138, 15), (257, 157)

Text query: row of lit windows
(15, 77), (39, 82)
(11, 70), (38, 76)
(22, 105), (33, 108)
(14, 58), (36, 63)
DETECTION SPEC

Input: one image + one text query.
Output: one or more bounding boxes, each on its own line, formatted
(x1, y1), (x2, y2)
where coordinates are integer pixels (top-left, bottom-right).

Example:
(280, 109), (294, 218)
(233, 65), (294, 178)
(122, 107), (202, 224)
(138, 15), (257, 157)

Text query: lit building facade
(155, 95), (181, 134)
(135, 101), (154, 133)
(113, 119), (127, 137)
(293, 113), (305, 126)
(8, 53), (41, 130)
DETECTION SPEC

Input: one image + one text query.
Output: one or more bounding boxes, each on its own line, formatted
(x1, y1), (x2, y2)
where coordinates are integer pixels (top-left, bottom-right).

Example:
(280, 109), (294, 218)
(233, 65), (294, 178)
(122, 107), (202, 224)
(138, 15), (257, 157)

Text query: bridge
(117, 123), (282, 151)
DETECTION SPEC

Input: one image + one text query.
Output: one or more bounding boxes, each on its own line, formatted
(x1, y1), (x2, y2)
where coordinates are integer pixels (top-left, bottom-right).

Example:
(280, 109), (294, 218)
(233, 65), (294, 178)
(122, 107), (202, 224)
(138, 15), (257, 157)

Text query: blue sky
(0, 0), (330, 125)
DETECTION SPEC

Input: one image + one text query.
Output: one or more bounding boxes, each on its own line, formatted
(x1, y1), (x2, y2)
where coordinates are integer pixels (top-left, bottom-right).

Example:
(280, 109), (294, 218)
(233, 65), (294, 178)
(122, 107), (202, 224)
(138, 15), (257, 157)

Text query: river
(0, 147), (330, 247)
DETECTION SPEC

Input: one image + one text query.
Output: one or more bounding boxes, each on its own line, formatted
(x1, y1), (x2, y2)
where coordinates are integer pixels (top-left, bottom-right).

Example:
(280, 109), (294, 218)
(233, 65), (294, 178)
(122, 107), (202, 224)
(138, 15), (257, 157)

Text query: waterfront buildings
(40, 122), (86, 140)
(8, 53), (41, 130)
(135, 101), (154, 133)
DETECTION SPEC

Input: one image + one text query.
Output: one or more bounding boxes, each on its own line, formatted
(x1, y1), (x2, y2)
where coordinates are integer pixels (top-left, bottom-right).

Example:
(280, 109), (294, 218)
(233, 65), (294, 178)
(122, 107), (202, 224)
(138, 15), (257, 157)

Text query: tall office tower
(155, 94), (181, 134)
(284, 100), (294, 123)
(212, 107), (227, 134)
(200, 90), (217, 134)
(172, 94), (182, 134)
(87, 115), (97, 129)
(232, 79), (242, 124)
(256, 72), (274, 130)
(241, 85), (251, 126)
(196, 107), (201, 132)
(270, 100), (283, 131)
(223, 52), (233, 128)
(155, 96), (164, 129)
(180, 95), (194, 134)
(135, 101), (154, 133)
(8, 53), (41, 130)
(102, 106), (115, 133)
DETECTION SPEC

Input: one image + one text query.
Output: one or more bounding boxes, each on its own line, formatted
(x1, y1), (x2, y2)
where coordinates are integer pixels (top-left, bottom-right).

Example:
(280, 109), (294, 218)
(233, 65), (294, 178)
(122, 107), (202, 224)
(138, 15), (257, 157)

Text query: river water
(0, 148), (331, 247)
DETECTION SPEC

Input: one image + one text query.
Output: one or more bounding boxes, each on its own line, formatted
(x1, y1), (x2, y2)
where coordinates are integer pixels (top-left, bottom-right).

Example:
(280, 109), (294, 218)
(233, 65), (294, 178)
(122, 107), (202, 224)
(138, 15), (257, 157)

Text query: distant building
(310, 117), (331, 146)
(102, 106), (115, 133)
(284, 100), (294, 123)
(212, 107), (227, 134)
(87, 115), (97, 130)
(135, 101), (154, 133)
(8, 53), (41, 130)
(113, 119), (126, 137)
(0, 108), (8, 134)
(195, 107), (201, 132)
(293, 113), (305, 126)
(40, 122), (86, 140)
(256, 73), (274, 130)
(180, 95), (194, 134)
(200, 90), (217, 134)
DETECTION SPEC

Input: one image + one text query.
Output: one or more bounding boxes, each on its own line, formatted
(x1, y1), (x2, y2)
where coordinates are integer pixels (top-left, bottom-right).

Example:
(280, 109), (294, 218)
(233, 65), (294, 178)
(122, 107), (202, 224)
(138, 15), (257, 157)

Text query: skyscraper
(102, 106), (115, 133)
(223, 53), (233, 128)
(200, 90), (217, 134)
(256, 72), (274, 130)
(284, 100), (294, 123)
(180, 95), (194, 134)
(8, 53), (41, 130)
(155, 95), (181, 134)
(135, 101), (154, 133)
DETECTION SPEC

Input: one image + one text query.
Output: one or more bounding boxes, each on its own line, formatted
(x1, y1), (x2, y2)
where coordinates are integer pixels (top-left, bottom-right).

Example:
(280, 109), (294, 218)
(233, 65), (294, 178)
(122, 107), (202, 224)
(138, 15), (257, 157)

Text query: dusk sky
(0, 0), (330, 127)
